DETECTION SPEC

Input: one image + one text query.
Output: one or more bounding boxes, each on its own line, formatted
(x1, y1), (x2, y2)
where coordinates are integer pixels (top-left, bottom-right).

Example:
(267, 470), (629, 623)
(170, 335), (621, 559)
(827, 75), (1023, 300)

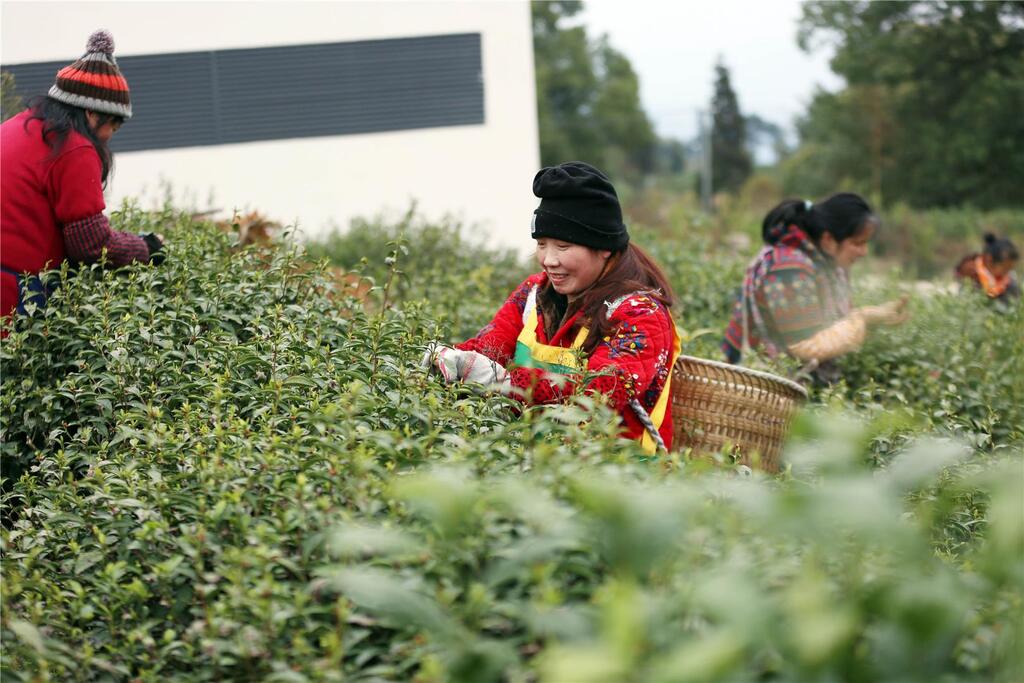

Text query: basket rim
(675, 354), (809, 399)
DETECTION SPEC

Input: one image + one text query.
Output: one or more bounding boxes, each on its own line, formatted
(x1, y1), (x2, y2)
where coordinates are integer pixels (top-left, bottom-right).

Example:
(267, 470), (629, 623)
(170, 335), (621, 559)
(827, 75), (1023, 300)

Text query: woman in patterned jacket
(422, 162), (680, 453)
(722, 193), (908, 382)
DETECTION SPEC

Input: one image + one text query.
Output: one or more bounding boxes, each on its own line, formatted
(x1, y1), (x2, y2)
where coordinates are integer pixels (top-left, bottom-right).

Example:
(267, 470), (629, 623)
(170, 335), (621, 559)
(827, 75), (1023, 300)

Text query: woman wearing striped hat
(1, 29), (164, 325)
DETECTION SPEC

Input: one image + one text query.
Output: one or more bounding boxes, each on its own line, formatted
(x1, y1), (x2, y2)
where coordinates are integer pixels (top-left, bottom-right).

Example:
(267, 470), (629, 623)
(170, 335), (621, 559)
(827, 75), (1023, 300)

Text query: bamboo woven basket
(670, 355), (808, 472)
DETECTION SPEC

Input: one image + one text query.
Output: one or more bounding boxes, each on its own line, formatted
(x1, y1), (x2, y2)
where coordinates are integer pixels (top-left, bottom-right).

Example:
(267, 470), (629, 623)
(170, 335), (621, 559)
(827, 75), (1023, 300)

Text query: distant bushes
(623, 176), (1024, 279)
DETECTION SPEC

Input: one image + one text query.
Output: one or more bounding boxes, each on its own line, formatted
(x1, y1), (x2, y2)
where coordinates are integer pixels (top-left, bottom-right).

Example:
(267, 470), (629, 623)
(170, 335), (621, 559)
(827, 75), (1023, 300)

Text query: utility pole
(698, 109), (713, 213)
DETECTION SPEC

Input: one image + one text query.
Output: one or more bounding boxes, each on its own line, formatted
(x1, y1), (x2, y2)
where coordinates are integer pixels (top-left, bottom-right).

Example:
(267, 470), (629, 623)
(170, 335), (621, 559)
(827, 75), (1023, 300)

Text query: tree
(532, 1), (603, 169)
(794, 1), (1024, 208)
(1, 72), (22, 123)
(653, 137), (687, 175)
(591, 36), (658, 177)
(710, 60), (752, 193)
(744, 114), (790, 167)
(531, 1), (657, 181)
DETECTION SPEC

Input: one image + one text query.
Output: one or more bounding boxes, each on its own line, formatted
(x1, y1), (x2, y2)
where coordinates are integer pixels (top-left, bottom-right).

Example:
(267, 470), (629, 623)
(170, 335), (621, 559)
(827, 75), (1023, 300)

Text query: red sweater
(457, 273), (676, 449)
(1, 110), (148, 320)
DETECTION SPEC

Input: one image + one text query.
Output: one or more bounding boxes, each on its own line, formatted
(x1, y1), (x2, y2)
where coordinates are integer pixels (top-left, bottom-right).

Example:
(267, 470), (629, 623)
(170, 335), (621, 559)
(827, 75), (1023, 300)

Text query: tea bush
(304, 208), (529, 342)
(307, 210), (1019, 427)
(839, 288), (1024, 446)
(869, 204), (1024, 280)
(1, 205), (1021, 682)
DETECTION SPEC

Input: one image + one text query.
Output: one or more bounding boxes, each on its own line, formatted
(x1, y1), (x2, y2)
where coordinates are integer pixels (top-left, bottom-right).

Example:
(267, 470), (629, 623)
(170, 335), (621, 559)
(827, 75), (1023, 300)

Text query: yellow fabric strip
(515, 305), (588, 373)
(639, 314), (681, 454)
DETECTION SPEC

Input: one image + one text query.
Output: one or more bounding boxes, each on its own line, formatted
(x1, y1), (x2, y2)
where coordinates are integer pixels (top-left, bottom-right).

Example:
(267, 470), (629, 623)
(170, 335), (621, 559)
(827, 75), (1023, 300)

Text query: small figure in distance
(954, 233), (1019, 305)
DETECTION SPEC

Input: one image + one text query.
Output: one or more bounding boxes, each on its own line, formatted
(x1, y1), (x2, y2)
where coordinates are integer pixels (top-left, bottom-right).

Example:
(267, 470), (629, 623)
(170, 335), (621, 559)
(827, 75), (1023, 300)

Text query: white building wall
(1, 1), (540, 253)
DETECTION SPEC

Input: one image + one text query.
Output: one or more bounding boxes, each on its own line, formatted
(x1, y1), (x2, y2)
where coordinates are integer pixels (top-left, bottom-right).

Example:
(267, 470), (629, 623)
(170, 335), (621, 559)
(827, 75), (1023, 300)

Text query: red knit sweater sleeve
(47, 146), (150, 266)
(62, 213), (150, 266)
(506, 294), (676, 439)
(455, 275), (540, 365)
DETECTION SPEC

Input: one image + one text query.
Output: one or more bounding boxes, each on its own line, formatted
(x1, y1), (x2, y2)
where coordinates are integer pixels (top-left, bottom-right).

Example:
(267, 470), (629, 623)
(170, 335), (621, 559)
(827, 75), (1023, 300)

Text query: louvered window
(3, 33), (484, 152)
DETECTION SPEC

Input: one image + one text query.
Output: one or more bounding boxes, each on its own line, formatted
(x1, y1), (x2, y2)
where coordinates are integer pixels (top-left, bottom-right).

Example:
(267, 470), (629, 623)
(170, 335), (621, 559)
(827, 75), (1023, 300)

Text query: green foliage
(839, 286), (1024, 445)
(794, 1), (1024, 208)
(651, 138), (688, 177)
(871, 204), (1024, 279)
(1, 207), (1022, 682)
(1, 71), (23, 123)
(710, 60), (753, 193)
(531, 1), (658, 180)
(778, 85), (894, 202)
(304, 208), (529, 341)
(744, 114), (790, 167)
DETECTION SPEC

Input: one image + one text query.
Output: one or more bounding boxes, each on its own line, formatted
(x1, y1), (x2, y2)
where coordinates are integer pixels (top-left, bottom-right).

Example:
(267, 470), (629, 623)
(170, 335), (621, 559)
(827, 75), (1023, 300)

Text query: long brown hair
(538, 243), (675, 354)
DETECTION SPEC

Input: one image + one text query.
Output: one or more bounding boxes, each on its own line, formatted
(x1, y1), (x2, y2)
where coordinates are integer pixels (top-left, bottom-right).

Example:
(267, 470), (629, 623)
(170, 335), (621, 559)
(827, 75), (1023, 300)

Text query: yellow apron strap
(514, 292), (589, 374)
(571, 325), (589, 347)
(638, 314), (682, 454)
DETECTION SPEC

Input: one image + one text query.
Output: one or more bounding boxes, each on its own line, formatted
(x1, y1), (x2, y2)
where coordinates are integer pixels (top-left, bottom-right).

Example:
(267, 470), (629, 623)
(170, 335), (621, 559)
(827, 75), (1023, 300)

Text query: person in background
(722, 193), (908, 383)
(954, 233), (1019, 303)
(422, 162), (680, 453)
(1, 29), (163, 325)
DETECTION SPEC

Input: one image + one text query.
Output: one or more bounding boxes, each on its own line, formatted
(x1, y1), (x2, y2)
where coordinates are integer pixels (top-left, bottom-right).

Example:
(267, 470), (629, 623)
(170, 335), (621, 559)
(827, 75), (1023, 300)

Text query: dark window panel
(2, 33), (484, 152)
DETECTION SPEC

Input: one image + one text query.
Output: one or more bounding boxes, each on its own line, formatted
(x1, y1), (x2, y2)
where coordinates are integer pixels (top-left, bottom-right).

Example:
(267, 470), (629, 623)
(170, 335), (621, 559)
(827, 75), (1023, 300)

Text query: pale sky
(580, 0), (845, 142)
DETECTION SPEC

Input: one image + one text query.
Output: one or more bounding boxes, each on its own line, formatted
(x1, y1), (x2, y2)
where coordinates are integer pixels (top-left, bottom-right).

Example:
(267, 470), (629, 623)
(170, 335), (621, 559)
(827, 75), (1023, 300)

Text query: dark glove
(140, 232), (165, 265)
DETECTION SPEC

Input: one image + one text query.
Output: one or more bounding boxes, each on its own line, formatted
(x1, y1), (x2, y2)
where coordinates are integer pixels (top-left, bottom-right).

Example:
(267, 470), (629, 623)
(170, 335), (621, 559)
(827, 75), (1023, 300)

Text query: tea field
(1, 204), (1021, 682)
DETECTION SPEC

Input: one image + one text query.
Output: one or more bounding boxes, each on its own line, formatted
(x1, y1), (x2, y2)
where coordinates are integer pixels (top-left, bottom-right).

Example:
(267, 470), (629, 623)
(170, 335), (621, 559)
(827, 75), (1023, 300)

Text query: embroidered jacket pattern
(456, 273), (676, 448)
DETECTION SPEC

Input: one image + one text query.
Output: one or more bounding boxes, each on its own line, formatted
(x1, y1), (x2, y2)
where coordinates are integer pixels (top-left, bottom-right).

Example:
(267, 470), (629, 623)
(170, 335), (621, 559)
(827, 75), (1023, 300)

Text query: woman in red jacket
(423, 162), (680, 453)
(1, 30), (163, 324)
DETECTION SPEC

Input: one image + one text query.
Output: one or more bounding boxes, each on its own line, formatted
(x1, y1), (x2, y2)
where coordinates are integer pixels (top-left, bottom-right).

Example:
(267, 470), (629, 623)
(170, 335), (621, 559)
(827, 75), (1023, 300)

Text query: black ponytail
(762, 199), (813, 244)
(982, 233), (1019, 264)
(762, 192), (877, 246)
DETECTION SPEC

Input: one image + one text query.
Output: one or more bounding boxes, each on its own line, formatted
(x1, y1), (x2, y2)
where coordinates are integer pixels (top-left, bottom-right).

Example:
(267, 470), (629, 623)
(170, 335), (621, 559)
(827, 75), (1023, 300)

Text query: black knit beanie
(531, 162), (629, 250)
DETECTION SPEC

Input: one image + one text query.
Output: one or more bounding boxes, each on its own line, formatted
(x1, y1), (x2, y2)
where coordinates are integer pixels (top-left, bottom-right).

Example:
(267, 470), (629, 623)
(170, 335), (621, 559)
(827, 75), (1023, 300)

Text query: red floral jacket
(456, 273), (676, 449)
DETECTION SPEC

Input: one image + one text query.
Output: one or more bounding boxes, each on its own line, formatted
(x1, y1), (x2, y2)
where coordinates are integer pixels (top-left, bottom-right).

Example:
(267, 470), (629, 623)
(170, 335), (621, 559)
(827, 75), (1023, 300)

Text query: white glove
(420, 342), (451, 370)
(458, 350), (510, 387)
(421, 343), (510, 389)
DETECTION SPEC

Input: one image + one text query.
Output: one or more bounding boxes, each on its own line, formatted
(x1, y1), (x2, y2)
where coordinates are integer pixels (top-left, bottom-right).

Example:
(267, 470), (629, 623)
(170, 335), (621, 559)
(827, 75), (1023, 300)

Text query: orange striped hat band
(48, 29), (132, 119)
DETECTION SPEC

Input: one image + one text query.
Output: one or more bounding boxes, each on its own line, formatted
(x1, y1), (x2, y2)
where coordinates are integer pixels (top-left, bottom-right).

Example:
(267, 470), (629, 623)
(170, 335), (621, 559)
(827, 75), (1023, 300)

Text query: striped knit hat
(48, 29), (132, 120)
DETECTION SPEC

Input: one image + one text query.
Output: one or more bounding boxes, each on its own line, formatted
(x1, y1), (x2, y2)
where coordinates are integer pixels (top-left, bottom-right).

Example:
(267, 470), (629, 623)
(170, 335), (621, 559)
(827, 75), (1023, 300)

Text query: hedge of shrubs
(1, 205), (1021, 682)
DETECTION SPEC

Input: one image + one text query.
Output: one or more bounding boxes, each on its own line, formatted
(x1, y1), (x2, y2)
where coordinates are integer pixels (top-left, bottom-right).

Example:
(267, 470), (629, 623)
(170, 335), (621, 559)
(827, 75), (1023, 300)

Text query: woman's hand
(139, 232), (166, 265)
(421, 343), (509, 387)
(859, 294), (910, 327)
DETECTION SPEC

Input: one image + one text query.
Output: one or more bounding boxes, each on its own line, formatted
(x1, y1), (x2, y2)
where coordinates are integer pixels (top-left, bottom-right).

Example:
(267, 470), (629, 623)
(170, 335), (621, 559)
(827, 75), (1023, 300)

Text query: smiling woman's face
(535, 238), (611, 295)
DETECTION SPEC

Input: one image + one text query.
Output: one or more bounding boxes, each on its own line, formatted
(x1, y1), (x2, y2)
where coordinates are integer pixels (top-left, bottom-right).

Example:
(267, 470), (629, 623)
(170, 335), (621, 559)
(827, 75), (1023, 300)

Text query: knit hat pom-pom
(86, 29), (115, 54)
